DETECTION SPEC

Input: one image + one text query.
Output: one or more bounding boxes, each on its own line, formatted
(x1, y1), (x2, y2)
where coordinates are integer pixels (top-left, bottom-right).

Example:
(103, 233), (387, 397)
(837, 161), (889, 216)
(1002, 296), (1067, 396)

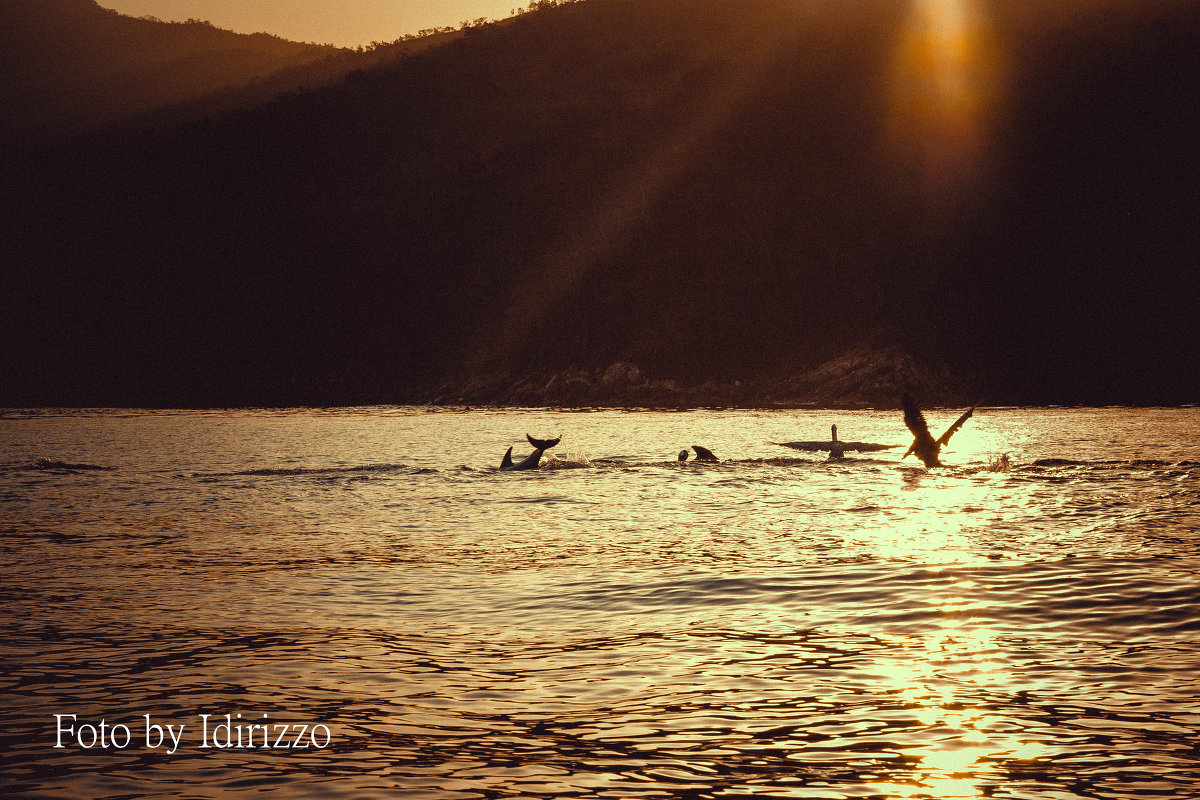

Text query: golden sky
(96, 0), (524, 47)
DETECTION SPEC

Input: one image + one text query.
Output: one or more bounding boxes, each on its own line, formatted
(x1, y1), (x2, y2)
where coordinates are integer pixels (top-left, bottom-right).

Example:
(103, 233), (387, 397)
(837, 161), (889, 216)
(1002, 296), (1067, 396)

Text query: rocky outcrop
(763, 348), (969, 407)
(425, 349), (972, 408)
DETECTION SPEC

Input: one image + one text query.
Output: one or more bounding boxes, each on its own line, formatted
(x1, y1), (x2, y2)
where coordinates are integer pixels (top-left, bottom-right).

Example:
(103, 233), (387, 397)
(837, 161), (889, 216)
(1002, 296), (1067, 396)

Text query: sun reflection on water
(848, 466), (1014, 567)
(863, 563), (1061, 799)
(864, 598), (1053, 798)
(845, 462), (1057, 798)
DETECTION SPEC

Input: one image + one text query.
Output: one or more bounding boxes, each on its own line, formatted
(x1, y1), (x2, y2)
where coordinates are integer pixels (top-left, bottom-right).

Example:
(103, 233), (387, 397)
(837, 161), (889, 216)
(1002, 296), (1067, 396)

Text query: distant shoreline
(3, 400), (1196, 413)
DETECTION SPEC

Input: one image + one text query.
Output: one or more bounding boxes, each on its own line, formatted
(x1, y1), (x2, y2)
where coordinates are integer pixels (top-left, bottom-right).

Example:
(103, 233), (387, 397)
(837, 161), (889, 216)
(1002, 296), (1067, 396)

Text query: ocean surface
(1, 406), (1198, 799)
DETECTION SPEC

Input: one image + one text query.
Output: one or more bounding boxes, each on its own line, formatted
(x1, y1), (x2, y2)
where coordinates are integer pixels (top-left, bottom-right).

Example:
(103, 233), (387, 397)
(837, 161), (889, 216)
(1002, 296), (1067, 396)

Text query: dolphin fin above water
(678, 446), (718, 462)
(500, 434), (561, 471)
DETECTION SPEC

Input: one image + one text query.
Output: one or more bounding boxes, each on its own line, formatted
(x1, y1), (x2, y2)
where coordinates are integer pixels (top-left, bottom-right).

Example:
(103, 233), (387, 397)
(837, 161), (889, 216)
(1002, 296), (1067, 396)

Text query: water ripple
(3, 407), (1200, 799)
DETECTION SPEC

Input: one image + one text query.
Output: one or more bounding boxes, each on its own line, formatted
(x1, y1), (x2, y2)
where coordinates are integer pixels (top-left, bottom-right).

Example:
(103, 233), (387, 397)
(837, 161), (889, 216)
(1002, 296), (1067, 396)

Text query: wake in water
(1031, 458), (1200, 468)
(194, 463), (433, 478)
(537, 451), (899, 472)
(23, 453), (1190, 480)
(518, 451), (1197, 482)
(4, 458), (114, 472)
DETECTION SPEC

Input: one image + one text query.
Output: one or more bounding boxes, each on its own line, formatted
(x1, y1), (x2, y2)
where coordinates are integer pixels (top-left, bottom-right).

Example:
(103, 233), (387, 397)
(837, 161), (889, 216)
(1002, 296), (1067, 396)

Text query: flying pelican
(772, 424), (898, 460)
(901, 395), (976, 467)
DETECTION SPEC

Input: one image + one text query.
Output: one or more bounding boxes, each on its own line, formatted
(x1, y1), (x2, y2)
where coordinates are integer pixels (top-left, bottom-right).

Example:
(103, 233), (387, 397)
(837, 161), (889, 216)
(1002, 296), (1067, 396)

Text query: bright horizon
(95, 0), (529, 47)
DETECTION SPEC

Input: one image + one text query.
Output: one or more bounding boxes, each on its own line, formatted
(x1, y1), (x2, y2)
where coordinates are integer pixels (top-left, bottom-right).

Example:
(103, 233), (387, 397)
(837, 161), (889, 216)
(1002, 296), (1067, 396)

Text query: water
(1, 406), (1198, 799)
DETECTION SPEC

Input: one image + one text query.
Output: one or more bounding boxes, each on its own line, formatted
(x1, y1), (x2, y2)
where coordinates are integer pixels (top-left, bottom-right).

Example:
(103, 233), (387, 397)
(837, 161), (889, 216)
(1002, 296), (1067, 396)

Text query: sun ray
(889, 0), (1004, 204)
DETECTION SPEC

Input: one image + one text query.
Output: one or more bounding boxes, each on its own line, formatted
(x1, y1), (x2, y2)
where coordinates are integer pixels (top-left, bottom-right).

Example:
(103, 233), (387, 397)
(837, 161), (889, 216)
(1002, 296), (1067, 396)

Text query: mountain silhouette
(0, 0), (352, 145)
(3, 0), (1199, 407)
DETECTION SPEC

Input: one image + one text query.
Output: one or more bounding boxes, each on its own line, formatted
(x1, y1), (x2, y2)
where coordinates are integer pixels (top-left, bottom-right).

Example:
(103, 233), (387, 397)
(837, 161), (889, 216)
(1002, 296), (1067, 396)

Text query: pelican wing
(772, 440), (837, 452)
(901, 395), (934, 459)
(773, 440), (898, 452)
(841, 441), (901, 452)
(936, 405), (977, 447)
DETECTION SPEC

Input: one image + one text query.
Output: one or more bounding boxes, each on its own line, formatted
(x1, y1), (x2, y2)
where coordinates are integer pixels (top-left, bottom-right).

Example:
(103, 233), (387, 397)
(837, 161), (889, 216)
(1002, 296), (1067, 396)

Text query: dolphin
(901, 395), (976, 467)
(678, 446), (719, 462)
(773, 424), (898, 459)
(500, 434), (561, 471)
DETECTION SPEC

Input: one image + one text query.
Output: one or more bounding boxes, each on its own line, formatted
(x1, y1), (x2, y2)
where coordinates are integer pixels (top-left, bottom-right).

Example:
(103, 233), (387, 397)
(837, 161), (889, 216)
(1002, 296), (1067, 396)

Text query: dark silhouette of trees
(3, 0), (1199, 406)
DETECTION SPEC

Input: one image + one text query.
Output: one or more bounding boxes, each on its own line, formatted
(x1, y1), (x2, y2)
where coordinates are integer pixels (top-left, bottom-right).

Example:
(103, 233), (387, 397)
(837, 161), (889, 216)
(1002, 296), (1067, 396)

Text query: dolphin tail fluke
(501, 446), (514, 470)
(526, 433), (561, 450)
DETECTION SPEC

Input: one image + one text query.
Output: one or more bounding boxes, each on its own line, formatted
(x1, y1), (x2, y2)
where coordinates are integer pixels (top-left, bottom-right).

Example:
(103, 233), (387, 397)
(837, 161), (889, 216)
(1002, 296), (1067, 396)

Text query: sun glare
(890, 0), (1004, 202)
(868, 592), (1050, 798)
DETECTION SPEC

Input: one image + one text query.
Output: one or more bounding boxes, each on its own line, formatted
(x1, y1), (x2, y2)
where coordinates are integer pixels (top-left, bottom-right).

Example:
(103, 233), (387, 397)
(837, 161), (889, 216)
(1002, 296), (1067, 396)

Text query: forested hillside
(4, 0), (1199, 406)
(0, 0), (352, 144)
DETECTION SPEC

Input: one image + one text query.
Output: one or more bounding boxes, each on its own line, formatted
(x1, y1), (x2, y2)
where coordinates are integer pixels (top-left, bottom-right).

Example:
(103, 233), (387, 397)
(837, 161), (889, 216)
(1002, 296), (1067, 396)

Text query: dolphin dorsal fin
(831, 424), (838, 444)
(500, 446), (513, 470)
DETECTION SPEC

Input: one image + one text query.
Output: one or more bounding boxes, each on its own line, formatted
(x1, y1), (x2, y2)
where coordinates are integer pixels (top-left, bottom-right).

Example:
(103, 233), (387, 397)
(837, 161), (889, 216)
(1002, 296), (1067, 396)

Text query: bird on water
(901, 395), (976, 467)
(772, 424), (898, 460)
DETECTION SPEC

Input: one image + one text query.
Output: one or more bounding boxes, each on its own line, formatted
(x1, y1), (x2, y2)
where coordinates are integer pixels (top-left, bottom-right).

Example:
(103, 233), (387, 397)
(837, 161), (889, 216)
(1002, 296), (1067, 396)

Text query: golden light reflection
(851, 474), (1011, 568)
(866, 585), (1048, 798)
(843, 460), (1051, 800)
(889, 0), (1004, 202)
